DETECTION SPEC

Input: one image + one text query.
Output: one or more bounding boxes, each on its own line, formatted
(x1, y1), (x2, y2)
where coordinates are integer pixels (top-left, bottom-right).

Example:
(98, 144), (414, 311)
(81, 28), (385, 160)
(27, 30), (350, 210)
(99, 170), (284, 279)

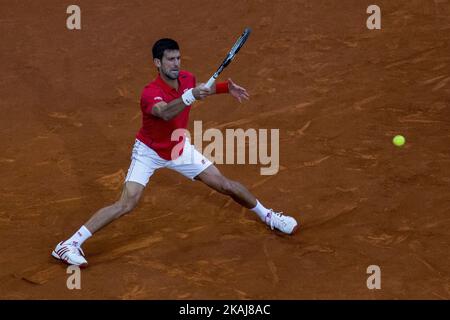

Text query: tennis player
(52, 38), (298, 267)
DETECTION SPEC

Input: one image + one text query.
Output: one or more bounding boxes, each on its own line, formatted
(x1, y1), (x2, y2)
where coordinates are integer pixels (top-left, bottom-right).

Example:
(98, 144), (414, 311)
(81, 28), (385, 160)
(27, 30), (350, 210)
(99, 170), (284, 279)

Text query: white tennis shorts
(124, 137), (213, 187)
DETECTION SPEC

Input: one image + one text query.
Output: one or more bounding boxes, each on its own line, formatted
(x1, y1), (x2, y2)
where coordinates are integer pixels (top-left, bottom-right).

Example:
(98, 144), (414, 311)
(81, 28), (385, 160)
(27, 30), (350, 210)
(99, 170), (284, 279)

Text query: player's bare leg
(52, 182), (145, 266)
(195, 164), (256, 208)
(84, 181), (145, 234)
(195, 165), (298, 234)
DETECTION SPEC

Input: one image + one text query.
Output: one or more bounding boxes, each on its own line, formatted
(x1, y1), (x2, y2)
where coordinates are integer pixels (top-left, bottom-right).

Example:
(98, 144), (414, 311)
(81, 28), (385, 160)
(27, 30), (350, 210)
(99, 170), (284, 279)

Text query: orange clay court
(0, 0), (449, 299)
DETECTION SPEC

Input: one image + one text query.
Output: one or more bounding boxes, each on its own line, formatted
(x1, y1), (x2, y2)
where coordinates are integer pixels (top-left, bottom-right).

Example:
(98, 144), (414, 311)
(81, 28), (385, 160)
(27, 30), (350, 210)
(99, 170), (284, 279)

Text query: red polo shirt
(136, 70), (196, 160)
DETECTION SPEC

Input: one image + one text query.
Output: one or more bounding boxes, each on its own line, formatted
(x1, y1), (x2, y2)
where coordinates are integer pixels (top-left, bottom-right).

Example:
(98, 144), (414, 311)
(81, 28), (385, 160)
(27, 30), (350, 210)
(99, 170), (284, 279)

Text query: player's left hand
(228, 78), (250, 103)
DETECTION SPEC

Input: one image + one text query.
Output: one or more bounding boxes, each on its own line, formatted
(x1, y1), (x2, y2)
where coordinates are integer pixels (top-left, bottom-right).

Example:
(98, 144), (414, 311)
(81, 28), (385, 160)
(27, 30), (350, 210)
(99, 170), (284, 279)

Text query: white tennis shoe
(52, 241), (88, 267)
(264, 209), (298, 235)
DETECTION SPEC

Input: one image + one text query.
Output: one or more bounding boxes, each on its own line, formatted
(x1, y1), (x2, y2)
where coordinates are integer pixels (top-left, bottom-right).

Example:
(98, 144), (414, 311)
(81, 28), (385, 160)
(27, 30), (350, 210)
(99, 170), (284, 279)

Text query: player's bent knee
(114, 198), (138, 217)
(117, 186), (143, 214)
(113, 201), (128, 216)
(124, 197), (139, 213)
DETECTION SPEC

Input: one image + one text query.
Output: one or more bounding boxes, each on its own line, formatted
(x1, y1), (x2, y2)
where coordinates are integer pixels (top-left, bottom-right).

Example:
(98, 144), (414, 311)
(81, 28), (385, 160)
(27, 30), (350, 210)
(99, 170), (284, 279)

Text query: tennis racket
(205, 27), (251, 89)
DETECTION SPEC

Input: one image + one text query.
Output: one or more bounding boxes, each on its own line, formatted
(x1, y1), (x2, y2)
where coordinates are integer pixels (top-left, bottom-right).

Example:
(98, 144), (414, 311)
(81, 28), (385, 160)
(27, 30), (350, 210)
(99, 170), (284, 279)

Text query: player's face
(158, 49), (181, 80)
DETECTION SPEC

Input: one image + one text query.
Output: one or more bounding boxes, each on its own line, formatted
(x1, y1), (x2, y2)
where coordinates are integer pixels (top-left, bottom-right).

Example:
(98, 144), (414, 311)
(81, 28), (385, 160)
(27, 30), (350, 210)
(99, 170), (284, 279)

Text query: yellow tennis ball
(393, 135), (405, 147)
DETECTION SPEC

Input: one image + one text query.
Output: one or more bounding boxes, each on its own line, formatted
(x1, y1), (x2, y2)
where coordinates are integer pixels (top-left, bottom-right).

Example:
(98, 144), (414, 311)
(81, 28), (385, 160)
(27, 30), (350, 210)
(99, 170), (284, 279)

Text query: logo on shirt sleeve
(154, 96), (163, 101)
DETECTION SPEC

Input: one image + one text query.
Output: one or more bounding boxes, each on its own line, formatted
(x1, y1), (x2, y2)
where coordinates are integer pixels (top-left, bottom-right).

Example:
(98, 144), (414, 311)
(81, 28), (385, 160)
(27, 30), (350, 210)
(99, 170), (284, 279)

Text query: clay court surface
(1, 0), (449, 299)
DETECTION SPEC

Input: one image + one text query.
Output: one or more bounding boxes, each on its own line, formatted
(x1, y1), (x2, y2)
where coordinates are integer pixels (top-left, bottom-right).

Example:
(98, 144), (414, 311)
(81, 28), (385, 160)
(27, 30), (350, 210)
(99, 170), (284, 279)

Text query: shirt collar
(155, 73), (179, 94)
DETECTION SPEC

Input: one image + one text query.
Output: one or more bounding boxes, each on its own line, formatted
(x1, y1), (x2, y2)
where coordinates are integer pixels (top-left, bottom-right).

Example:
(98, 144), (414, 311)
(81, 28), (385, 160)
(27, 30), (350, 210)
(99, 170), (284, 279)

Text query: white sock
(251, 200), (269, 221)
(65, 225), (92, 247)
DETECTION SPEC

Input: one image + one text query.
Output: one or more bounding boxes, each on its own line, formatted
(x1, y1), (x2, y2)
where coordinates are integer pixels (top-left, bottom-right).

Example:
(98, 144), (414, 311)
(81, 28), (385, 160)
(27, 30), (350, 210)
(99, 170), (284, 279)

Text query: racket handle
(205, 76), (216, 89)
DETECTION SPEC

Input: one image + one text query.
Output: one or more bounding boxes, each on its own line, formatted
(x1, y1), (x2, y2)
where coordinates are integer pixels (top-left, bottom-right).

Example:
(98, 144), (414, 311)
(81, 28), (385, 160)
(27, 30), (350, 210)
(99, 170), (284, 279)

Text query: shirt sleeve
(140, 86), (164, 115)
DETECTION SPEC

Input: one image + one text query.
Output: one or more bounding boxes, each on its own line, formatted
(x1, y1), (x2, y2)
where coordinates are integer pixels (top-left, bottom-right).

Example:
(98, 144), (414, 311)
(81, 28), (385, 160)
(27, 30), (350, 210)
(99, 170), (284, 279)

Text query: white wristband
(181, 88), (196, 106)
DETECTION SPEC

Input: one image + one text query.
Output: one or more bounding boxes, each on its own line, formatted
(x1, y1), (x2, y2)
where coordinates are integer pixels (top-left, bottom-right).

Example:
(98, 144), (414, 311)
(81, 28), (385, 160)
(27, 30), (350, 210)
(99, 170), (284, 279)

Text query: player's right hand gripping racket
(205, 27), (251, 89)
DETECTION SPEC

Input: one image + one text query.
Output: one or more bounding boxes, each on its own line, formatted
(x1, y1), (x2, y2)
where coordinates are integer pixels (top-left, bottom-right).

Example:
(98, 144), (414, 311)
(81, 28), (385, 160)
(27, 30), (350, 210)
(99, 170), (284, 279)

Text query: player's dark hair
(152, 38), (179, 60)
